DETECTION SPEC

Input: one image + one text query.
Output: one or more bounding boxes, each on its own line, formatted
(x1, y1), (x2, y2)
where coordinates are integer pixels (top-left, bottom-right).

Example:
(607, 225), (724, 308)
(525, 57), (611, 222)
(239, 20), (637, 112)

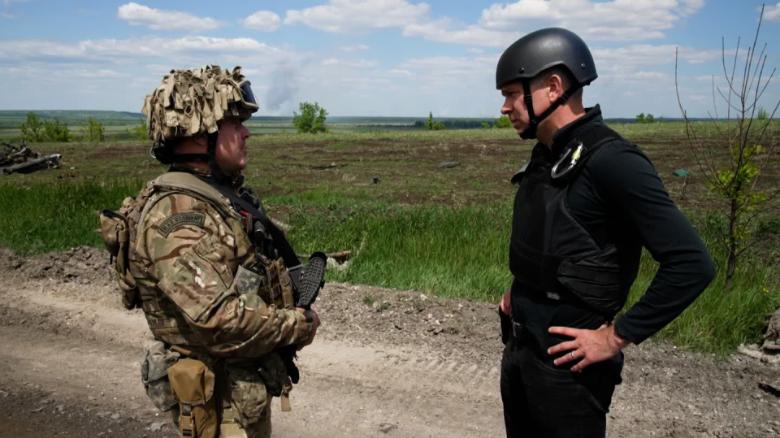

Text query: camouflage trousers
(165, 358), (272, 438)
(142, 342), (275, 438)
(169, 398), (271, 438)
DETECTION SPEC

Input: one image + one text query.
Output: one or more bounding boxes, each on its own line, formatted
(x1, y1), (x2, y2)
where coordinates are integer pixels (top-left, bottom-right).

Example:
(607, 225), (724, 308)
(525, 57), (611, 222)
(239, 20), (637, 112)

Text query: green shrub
(494, 115), (512, 128)
(293, 102), (328, 134)
(425, 112), (445, 130)
(20, 112), (44, 142)
(84, 118), (105, 142)
(42, 119), (71, 142)
(132, 119), (148, 141)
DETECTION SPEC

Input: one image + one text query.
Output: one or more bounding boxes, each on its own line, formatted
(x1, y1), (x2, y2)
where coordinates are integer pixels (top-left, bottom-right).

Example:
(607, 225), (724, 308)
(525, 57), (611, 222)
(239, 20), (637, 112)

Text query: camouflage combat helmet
(142, 65), (258, 163)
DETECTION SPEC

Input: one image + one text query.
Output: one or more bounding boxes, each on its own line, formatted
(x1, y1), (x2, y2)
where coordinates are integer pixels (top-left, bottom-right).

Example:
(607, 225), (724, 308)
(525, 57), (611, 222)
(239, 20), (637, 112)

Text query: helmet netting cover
(142, 65), (256, 143)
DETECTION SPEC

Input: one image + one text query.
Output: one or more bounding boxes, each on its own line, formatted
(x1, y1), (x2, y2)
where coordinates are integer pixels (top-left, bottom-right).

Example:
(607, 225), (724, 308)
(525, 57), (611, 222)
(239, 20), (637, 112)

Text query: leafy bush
(20, 112), (71, 142)
(425, 112), (445, 130)
(42, 119), (71, 142)
(494, 115), (512, 128)
(20, 112), (44, 142)
(132, 119), (148, 141)
(84, 118), (105, 142)
(635, 113), (655, 124)
(293, 102), (328, 134)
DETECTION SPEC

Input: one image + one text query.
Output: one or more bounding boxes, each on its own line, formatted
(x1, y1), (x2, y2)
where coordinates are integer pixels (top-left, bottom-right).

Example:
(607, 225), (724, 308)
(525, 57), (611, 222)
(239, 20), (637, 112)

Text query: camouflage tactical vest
(102, 171), (295, 348)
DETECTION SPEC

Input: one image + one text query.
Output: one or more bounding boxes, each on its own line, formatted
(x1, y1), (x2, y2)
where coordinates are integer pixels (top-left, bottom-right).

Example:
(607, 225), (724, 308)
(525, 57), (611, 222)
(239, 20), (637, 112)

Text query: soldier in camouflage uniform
(100, 66), (319, 438)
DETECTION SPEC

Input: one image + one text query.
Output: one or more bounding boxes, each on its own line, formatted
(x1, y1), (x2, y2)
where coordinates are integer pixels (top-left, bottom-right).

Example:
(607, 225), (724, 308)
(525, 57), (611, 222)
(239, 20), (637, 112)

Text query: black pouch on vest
(556, 246), (624, 316)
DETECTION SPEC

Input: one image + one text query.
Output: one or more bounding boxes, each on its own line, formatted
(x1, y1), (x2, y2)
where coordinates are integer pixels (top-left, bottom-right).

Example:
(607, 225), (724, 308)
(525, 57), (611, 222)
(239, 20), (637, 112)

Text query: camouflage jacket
(129, 171), (314, 358)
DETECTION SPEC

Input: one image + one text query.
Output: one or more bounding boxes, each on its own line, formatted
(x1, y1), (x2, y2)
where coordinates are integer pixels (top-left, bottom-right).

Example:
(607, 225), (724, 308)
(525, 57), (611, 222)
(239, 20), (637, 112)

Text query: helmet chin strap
(520, 80), (582, 140)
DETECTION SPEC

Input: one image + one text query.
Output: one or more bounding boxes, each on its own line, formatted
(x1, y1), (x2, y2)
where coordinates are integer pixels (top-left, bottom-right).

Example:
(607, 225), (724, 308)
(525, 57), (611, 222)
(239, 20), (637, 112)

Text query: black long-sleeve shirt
(512, 106), (715, 346)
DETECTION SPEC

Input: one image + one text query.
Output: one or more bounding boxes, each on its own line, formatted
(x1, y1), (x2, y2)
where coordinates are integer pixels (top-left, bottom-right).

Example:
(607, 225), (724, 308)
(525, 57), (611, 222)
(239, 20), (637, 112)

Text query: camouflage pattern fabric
(123, 171), (316, 438)
(223, 366), (272, 437)
(166, 363), (273, 438)
(130, 173), (314, 357)
(141, 66), (257, 144)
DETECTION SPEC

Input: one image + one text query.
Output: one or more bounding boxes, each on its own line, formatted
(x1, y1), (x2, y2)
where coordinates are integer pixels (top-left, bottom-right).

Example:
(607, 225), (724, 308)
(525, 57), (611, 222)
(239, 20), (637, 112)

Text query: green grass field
(0, 111), (777, 355)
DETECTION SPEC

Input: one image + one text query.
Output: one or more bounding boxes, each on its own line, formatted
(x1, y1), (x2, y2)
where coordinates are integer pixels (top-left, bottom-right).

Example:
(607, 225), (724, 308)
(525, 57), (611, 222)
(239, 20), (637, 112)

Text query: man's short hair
(533, 67), (583, 101)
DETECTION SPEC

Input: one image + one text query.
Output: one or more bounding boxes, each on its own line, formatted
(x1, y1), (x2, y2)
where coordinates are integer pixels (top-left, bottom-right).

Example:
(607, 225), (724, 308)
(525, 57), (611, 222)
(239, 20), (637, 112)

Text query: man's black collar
(550, 105), (603, 156)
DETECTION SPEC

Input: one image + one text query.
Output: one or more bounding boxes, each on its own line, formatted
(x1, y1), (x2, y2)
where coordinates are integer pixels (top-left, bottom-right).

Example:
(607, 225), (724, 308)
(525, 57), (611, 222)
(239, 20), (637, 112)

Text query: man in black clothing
(496, 28), (715, 437)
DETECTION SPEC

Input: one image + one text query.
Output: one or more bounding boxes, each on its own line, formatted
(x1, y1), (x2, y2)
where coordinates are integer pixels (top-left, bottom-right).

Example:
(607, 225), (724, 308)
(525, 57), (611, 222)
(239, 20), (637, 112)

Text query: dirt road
(0, 247), (778, 437)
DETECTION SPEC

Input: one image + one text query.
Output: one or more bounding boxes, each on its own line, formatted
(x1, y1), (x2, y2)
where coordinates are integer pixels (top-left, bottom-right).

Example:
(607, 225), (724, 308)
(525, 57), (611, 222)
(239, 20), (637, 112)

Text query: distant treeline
(0, 110), (142, 129)
(0, 110), (757, 131)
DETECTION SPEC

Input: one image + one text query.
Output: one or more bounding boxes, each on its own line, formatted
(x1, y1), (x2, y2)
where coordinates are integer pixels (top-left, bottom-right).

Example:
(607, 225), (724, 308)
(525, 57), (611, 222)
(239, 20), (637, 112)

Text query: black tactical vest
(509, 124), (633, 318)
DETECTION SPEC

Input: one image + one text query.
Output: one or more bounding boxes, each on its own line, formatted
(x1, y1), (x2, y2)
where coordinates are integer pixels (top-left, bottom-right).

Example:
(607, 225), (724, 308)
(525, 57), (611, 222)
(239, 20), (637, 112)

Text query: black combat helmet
(496, 28), (597, 139)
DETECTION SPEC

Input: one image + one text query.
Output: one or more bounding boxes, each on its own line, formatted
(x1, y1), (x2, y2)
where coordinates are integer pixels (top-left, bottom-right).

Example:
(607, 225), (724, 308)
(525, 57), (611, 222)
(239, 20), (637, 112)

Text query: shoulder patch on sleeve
(157, 212), (206, 237)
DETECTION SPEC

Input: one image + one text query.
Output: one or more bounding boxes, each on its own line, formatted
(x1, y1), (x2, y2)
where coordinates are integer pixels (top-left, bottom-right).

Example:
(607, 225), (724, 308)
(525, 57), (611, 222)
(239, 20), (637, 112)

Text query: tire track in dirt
(1, 270), (778, 437)
(0, 280), (505, 437)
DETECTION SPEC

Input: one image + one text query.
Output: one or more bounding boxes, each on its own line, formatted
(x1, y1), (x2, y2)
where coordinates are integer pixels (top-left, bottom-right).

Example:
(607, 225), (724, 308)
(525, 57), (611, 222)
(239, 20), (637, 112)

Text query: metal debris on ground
(0, 142), (61, 175)
(438, 160), (460, 169)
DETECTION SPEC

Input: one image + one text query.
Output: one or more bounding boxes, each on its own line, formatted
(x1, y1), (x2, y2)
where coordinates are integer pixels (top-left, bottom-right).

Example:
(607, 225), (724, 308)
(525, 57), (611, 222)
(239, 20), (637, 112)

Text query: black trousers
(500, 336), (623, 438)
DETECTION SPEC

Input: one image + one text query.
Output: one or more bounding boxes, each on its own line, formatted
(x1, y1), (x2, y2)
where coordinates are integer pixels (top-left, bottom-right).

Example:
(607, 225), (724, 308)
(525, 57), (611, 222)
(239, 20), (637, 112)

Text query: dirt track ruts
(0, 247), (778, 437)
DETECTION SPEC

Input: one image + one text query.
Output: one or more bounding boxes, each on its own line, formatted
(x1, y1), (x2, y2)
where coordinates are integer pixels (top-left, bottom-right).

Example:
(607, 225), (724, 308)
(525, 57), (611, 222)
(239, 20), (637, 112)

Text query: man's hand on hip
(499, 288), (511, 315)
(547, 324), (629, 372)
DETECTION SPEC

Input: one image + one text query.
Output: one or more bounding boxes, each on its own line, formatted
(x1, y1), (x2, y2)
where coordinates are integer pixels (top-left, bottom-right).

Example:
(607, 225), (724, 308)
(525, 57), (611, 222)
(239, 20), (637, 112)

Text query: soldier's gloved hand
(295, 307), (320, 348)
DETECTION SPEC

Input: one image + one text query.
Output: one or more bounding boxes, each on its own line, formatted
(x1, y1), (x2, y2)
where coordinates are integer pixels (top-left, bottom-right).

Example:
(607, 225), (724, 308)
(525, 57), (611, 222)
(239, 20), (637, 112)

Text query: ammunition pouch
(263, 257), (295, 310)
(168, 358), (219, 438)
(140, 341), (179, 412)
(99, 208), (140, 309)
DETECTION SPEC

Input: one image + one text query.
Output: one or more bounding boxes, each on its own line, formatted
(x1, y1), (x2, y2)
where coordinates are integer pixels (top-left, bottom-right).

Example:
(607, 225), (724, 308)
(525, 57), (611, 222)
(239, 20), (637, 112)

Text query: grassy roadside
(0, 179), (776, 355)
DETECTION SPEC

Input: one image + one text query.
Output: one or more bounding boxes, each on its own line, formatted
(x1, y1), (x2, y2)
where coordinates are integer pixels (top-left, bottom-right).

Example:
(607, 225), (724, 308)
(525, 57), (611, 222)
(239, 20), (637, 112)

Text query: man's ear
(547, 73), (565, 102)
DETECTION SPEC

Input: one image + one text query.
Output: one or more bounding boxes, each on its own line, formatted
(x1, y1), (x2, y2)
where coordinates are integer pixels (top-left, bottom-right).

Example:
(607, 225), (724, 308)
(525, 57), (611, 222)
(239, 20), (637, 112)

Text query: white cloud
(339, 44), (370, 52)
(50, 68), (126, 80)
(765, 2), (780, 21)
(391, 54), (497, 100)
(244, 10), (281, 31)
(388, 68), (413, 77)
(1, 0), (27, 18)
(0, 36), (296, 112)
(285, 0), (430, 32)
(117, 2), (221, 31)
(403, 17), (513, 47)
(0, 37), (280, 62)
(321, 58), (378, 68)
(479, 0), (701, 40)
(592, 45), (721, 69)
(408, 0), (706, 47)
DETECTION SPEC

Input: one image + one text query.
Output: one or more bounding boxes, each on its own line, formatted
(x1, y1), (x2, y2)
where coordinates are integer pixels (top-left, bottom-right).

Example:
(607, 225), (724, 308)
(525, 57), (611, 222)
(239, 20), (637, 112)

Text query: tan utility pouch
(168, 358), (219, 438)
(98, 207), (140, 309)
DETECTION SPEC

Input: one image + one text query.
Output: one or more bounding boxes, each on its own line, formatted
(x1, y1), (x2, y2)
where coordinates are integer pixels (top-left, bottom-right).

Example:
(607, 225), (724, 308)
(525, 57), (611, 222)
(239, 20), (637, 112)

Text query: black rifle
(282, 251), (326, 383)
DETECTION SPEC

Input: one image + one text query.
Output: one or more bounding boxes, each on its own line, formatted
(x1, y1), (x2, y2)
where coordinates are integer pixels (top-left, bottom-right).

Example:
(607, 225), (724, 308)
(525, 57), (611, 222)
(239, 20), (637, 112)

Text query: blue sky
(1, 0), (779, 118)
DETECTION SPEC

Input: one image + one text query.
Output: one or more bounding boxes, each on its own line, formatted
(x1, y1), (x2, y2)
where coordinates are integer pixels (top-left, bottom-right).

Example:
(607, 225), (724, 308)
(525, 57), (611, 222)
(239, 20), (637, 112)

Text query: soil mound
(2, 246), (113, 287)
